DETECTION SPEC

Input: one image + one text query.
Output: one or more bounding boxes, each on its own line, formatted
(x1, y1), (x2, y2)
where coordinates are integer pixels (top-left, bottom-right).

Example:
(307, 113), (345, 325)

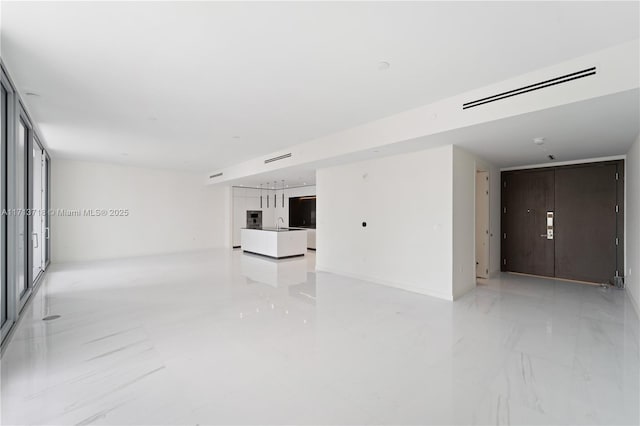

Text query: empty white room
(0, 1), (639, 425)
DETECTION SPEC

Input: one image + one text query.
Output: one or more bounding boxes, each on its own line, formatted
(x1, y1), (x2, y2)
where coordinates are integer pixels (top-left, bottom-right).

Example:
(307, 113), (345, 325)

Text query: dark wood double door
(501, 161), (624, 284)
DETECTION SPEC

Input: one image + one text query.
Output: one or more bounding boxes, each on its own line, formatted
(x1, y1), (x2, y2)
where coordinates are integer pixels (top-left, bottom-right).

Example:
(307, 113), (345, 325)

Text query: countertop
(242, 227), (306, 232)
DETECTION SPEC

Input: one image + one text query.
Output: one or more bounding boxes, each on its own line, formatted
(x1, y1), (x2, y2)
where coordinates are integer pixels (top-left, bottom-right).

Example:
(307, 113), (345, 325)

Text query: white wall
(316, 145), (454, 300)
(451, 147), (501, 298)
(626, 133), (640, 318)
(452, 147), (477, 299)
(232, 187), (274, 247)
(52, 159), (229, 263)
(316, 145), (499, 301)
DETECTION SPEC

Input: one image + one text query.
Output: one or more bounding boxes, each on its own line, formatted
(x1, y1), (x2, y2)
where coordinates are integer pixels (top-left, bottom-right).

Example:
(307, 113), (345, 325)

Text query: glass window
(32, 141), (44, 281)
(17, 119), (26, 297)
(44, 156), (49, 265)
(1, 84), (7, 326)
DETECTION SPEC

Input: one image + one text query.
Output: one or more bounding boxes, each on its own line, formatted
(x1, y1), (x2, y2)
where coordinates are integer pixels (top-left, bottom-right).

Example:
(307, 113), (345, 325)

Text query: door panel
(502, 161), (622, 285)
(502, 169), (555, 277)
(555, 164), (617, 283)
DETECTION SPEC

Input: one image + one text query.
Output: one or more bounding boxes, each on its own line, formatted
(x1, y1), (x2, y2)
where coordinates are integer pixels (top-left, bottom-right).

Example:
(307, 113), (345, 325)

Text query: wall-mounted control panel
(546, 211), (554, 239)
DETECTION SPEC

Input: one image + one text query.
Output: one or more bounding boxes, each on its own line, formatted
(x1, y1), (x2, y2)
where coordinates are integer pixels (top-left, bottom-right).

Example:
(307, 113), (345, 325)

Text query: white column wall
(316, 145), (455, 300)
(316, 144), (498, 300)
(451, 147), (501, 298)
(626, 133), (640, 318)
(452, 146), (478, 299)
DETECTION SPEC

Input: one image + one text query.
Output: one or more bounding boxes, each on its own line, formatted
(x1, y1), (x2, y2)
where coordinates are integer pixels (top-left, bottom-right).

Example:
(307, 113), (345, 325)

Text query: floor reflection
(288, 273), (316, 305)
(1, 249), (638, 425)
(240, 251), (309, 288)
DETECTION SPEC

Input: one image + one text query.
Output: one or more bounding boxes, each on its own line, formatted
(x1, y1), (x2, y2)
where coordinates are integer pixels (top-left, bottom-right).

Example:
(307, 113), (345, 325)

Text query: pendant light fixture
(273, 181), (277, 208)
(260, 184), (263, 208)
(266, 183), (269, 208)
(282, 180), (285, 208)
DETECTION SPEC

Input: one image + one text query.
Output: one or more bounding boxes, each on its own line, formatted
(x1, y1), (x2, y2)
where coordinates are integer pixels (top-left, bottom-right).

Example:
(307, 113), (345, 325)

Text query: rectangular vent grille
(209, 172), (223, 179)
(264, 153), (292, 164)
(463, 67), (596, 110)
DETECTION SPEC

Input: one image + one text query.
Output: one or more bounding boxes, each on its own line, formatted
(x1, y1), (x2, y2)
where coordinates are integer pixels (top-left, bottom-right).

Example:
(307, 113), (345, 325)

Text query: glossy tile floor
(1, 249), (639, 425)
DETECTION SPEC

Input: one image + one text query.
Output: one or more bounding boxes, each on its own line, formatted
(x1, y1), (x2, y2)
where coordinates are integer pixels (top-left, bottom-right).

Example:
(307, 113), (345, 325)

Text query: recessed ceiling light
(533, 137), (545, 145)
(378, 61), (391, 71)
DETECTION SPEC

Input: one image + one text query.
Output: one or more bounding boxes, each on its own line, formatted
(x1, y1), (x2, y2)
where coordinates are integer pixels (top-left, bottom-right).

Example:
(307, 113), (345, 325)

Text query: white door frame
(476, 170), (490, 279)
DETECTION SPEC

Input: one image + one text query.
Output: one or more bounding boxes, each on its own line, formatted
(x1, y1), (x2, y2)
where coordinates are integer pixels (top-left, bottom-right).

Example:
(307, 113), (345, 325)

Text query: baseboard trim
(315, 265), (453, 301)
(507, 271), (602, 286)
(627, 289), (640, 320)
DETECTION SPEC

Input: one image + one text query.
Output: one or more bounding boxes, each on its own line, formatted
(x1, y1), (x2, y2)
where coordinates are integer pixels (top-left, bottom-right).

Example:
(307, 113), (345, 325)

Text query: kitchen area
(232, 182), (316, 259)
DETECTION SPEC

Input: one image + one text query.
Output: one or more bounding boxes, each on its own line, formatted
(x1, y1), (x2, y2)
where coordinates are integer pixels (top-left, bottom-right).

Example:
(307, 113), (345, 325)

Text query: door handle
(545, 211), (554, 239)
(33, 232), (39, 248)
(45, 227), (50, 239)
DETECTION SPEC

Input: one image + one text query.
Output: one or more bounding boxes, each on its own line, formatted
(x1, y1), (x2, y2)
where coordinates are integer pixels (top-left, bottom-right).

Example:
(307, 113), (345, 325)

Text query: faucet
(277, 217), (284, 230)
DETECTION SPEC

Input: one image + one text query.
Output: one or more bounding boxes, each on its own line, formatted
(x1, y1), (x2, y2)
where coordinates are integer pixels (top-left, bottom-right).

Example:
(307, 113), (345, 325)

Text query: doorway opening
(475, 170), (490, 279)
(31, 138), (49, 284)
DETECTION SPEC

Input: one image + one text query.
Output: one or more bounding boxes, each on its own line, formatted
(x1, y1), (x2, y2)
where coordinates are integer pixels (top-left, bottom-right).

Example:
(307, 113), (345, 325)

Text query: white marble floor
(1, 249), (638, 425)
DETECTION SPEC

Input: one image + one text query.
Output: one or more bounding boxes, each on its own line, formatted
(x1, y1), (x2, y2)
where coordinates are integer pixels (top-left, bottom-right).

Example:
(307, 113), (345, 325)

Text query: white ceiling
(230, 166), (318, 190)
(223, 88), (640, 188)
(1, 1), (638, 173)
(452, 90), (640, 167)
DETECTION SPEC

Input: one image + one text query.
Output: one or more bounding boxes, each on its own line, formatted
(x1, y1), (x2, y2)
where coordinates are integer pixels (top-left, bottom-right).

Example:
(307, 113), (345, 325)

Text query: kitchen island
(288, 227), (316, 250)
(241, 227), (307, 259)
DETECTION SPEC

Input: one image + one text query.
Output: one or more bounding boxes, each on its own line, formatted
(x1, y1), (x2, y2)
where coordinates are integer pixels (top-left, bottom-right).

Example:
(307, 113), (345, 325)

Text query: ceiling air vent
(264, 153), (292, 164)
(463, 67), (596, 110)
(209, 172), (223, 179)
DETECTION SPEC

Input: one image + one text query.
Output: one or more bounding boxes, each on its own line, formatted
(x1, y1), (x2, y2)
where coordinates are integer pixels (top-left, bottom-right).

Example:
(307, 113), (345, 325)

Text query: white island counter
(241, 228), (307, 259)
